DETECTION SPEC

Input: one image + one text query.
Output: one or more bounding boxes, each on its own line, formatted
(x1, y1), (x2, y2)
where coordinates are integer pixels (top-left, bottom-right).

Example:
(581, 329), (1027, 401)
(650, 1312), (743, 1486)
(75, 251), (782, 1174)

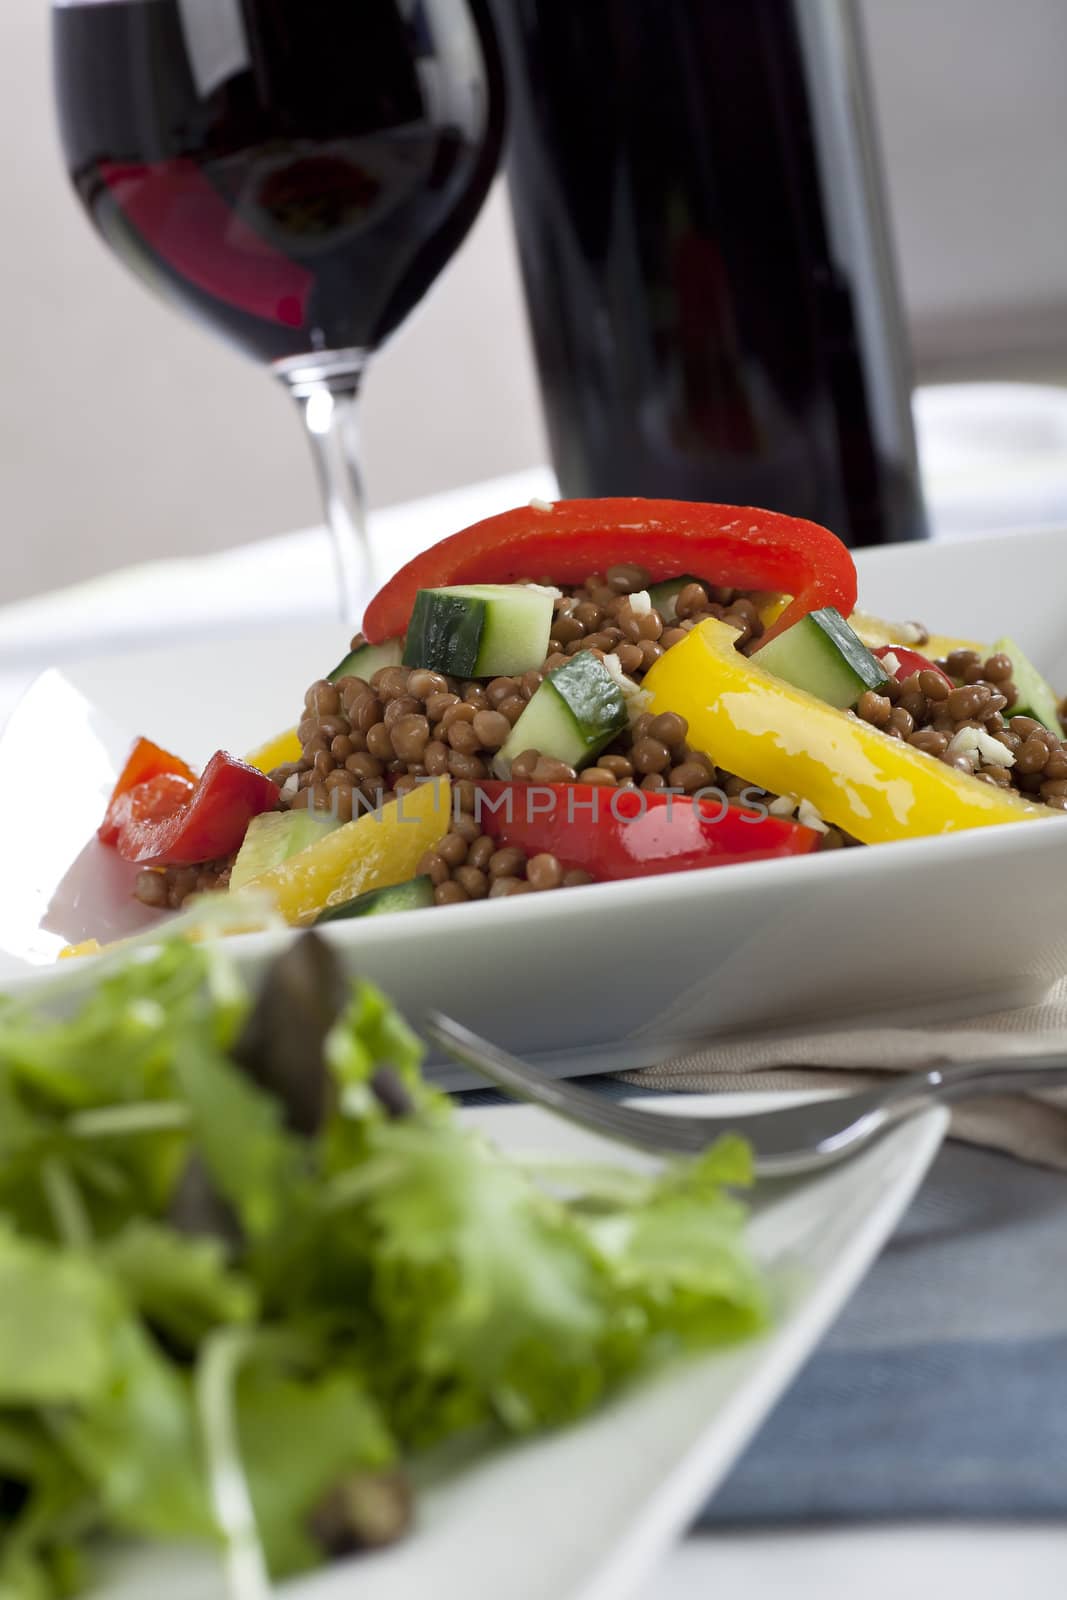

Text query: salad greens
(0, 932), (767, 1599)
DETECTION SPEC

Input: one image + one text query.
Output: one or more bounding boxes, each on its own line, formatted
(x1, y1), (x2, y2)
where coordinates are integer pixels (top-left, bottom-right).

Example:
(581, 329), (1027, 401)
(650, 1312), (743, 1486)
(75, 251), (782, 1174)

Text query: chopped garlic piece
(602, 652), (638, 694)
(946, 729), (979, 771)
(529, 497), (555, 513)
(948, 726), (1015, 769)
(768, 795), (798, 818)
(281, 774), (300, 799)
(881, 651), (901, 676)
(629, 589), (652, 616)
(627, 689), (653, 724)
(600, 652), (650, 723)
(797, 798), (830, 834)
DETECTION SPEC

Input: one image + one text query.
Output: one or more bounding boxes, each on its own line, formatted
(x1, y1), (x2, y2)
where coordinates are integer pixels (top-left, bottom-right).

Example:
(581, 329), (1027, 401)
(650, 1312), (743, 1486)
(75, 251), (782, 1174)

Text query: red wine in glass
(53, 0), (505, 614)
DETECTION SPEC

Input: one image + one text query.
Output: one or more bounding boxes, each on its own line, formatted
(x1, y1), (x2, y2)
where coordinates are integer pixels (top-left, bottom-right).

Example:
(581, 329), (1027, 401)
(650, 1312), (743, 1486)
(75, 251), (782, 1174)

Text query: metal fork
(426, 1013), (1067, 1177)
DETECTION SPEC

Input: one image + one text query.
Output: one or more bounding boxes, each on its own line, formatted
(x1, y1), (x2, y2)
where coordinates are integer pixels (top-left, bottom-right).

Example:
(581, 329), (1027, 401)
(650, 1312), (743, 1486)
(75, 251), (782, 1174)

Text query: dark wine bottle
(493, 0), (929, 546)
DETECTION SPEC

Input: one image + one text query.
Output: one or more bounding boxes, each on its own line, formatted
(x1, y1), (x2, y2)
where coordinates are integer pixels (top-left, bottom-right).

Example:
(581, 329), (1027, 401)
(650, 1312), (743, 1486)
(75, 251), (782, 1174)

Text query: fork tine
(425, 1012), (713, 1156)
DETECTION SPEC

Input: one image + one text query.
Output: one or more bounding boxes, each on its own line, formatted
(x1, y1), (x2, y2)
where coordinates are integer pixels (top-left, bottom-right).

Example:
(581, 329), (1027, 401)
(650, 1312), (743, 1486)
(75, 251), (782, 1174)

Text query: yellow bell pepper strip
(61, 939), (103, 960)
(643, 619), (1049, 845)
(849, 609), (987, 662)
(243, 778), (452, 926)
(755, 592), (792, 631)
(246, 727), (302, 774)
(922, 633), (996, 665)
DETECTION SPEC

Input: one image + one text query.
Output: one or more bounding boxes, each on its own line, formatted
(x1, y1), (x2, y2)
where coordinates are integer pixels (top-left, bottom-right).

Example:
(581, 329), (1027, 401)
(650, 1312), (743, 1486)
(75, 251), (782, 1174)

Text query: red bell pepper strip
(872, 646), (953, 688)
(99, 738), (197, 846)
(474, 782), (819, 880)
(362, 499), (857, 647)
(109, 751), (279, 867)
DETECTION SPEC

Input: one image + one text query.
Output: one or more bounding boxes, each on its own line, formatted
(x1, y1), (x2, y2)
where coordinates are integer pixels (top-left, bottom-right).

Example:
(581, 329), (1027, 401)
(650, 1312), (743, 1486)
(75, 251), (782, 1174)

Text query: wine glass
(52, 0), (505, 620)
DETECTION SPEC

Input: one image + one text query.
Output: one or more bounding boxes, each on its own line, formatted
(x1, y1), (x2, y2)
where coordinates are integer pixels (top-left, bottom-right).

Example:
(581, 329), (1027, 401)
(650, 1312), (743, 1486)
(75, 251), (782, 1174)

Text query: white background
(3, 0), (1067, 604)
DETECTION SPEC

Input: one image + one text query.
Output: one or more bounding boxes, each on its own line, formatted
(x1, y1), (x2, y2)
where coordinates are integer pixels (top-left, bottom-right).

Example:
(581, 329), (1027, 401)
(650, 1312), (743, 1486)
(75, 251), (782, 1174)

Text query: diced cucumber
(231, 810), (340, 892)
(994, 636), (1063, 734)
(328, 638), (404, 685)
(497, 650), (629, 772)
(648, 576), (697, 622)
(403, 584), (554, 678)
(753, 607), (891, 709)
(315, 875), (436, 924)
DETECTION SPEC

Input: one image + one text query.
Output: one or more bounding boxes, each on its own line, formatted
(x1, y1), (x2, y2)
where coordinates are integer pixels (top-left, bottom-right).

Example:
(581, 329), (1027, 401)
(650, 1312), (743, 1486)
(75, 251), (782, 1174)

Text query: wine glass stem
(285, 370), (371, 625)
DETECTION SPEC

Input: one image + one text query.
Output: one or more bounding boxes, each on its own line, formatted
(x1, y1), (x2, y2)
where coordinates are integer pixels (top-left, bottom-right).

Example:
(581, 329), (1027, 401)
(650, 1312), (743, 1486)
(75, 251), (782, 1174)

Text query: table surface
(3, 463), (1066, 1598)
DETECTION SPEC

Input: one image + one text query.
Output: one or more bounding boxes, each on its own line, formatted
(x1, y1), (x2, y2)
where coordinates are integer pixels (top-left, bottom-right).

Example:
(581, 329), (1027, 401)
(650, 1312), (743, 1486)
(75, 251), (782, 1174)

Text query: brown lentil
(983, 653), (1014, 683)
(527, 853), (564, 891)
(454, 864), (490, 899)
(908, 728), (949, 757)
(467, 835), (496, 871)
(674, 582), (709, 619)
(488, 846), (526, 880)
(417, 851), (451, 887)
(434, 881), (470, 906)
(471, 709), (511, 750)
(886, 706), (915, 738)
(499, 694), (529, 724)
(509, 750), (540, 782)
(447, 750), (488, 781)
(390, 714), (431, 763)
(365, 724), (395, 761)
(606, 562), (650, 593)
(454, 780), (478, 813)
(531, 755), (578, 784)
(632, 736), (672, 775)
(918, 670), (950, 701)
(670, 760), (713, 793)
(447, 720), (483, 756)
(488, 876), (528, 898)
(383, 695), (421, 726)
(1017, 737), (1050, 774)
(648, 711), (689, 748)
(856, 691), (892, 728)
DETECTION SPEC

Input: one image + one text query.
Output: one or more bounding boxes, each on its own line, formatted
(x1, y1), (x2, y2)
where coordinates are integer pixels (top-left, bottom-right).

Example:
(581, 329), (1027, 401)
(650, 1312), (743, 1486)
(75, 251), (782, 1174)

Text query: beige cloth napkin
(622, 980), (1067, 1172)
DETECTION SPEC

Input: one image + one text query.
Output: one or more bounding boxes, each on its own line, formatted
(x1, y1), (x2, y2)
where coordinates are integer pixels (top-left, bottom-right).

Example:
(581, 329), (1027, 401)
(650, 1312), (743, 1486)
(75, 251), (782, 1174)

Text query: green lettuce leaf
(332, 1118), (620, 1440)
(100, 1222), (256, 1350)
(0, 944), (224, 1112)
(0, 1415), (91, 1600)
(173, 1038), (311, 1243)
(54, 1319), (213, 1542)
(0, 936), (769, 1599)
(234, 1359), (394, 1577)
(0, 1227), (119, 1407)
(588, 1138), (769, 1346)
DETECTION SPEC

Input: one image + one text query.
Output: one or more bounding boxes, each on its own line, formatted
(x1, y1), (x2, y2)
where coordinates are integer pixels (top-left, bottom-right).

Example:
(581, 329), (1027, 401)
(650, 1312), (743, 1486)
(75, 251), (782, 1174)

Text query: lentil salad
(87, 498), (1064, 943)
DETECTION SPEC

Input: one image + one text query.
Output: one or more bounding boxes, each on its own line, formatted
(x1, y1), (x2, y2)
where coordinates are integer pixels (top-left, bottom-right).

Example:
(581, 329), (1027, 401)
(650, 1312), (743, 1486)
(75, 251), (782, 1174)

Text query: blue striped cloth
(702, 1141), (1067, 1523)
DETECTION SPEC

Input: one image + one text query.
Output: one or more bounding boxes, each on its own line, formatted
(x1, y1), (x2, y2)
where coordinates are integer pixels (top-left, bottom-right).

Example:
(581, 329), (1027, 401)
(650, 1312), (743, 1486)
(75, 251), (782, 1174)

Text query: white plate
(84, 1091), (947, 1600)
(5, 525), (1067, 1080)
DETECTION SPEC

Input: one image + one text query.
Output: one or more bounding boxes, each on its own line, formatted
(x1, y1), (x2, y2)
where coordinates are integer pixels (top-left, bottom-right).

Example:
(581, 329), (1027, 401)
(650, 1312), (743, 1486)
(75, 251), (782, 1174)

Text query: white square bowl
(4, 525), (1067, 1083)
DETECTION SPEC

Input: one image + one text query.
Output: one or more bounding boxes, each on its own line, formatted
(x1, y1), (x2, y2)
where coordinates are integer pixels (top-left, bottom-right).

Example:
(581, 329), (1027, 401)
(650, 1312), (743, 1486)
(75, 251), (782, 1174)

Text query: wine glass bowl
(53, 0), (505, 613)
